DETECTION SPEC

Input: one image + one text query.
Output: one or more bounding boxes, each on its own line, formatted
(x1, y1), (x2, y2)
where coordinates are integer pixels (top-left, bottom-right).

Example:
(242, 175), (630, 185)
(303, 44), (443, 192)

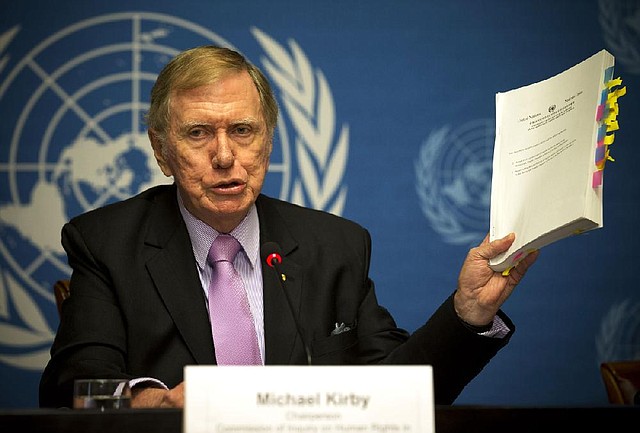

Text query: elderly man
(39, 46), (537, 409)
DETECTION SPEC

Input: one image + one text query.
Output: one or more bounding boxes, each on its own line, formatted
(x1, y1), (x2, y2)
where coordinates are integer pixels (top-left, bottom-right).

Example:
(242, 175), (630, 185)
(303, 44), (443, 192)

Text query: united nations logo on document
(414, 120), (494, 246)
(0, 12), (348, 371)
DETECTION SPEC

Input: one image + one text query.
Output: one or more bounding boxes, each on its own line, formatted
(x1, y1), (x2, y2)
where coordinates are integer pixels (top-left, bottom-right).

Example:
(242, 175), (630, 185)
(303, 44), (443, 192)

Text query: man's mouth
(217, 181), (240, 188)
(213, 180), (245, 193)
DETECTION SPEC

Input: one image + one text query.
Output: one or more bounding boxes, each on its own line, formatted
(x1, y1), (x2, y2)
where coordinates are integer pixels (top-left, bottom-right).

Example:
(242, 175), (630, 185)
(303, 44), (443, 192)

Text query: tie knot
(208, 234), (242, 264)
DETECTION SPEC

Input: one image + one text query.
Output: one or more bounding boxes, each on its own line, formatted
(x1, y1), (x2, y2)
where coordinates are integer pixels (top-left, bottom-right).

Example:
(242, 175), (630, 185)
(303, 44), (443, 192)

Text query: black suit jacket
(39, 184), (514, 407)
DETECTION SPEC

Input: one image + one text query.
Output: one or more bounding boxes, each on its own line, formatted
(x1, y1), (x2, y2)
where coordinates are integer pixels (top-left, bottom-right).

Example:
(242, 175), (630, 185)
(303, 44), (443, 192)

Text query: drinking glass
(73, 379), (132, 410)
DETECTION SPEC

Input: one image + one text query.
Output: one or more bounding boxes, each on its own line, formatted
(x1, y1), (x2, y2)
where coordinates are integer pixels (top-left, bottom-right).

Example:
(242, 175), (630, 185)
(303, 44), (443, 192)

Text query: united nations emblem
(596, 299), (640, 362)
(0, 12), (348, 370)
(599, 0), (640, 74)
(414, 120), (494, 246)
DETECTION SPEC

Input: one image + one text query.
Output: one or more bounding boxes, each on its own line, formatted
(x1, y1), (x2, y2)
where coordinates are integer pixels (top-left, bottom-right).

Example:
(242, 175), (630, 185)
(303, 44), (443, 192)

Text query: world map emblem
(414, 119), (494, 246)
(0, 12), (348, 370)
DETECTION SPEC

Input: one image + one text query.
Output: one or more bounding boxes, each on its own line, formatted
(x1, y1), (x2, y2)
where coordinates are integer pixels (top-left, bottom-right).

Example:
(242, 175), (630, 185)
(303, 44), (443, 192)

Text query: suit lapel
(143, 187), (215, 365)
(140, 191), (307, 366)
(256, 196), (306, 364)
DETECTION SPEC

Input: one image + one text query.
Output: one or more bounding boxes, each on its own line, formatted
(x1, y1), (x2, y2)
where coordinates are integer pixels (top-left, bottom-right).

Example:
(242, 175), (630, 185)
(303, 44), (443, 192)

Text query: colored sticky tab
(600, 88), (608, 104)
(597, 124), (607, 143)
(596, 148), (612, 169)
(592, 74), (626, 189)
(595, 145), (606, 163)
(608, 86), (627, 105)
(606, 119), (619, 131)
(606, 77), (622, 88)
(592, 170), (603, 188)
(604, 66), (614, 83)
(604, 134), (615, 145)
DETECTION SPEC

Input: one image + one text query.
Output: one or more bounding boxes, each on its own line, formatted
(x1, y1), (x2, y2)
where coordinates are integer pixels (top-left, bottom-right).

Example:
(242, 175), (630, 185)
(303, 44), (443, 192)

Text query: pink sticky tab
(592, 170), (603, 188)
(596, 104), (605, 121)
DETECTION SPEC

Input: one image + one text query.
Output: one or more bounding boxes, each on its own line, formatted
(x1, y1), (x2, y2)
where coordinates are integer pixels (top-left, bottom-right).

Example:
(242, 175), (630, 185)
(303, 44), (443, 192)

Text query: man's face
(151, 70), (272, 233)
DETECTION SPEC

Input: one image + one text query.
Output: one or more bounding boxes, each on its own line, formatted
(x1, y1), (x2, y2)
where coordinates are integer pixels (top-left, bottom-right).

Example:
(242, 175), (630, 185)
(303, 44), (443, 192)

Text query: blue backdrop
(0, 0), (638, 408)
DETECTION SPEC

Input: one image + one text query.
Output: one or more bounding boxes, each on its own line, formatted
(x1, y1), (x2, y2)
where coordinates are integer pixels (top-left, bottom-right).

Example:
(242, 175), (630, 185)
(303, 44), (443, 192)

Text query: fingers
(518, 249), (539, 273)
(476, 232), (515, 260)
(163, 382), (185, 408)
(508, 249), (539, 282)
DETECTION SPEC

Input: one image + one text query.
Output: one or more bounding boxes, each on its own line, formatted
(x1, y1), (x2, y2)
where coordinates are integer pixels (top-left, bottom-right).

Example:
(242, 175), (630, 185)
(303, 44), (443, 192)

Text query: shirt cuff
(478, 315), (510, 338)
(129, 377), (169, 390)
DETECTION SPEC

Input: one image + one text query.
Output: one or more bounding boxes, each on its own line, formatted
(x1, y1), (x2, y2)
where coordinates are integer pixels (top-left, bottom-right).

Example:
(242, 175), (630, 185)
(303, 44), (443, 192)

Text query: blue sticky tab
(595, 145), (606, 163)
(597, 124), (607, 142)
(604, 66), (614, 83)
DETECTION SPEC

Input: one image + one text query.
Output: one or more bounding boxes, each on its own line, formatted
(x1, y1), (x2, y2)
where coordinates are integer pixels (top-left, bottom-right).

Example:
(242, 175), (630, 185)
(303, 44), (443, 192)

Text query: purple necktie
(207, 234), (261, 365)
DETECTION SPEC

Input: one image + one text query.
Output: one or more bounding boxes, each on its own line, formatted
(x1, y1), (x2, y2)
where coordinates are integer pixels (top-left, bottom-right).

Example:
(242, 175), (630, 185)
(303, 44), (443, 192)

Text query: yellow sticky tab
(613, 86), (627, 97)
(606, 77), (622, 88)
(610, 103), (619, 116)
(605, 119), (619, 131)
(593, 79), (625, 186)
(501, 267), (513, 276)
(604, 134), (615, 145)
(607, 87), (626, 107)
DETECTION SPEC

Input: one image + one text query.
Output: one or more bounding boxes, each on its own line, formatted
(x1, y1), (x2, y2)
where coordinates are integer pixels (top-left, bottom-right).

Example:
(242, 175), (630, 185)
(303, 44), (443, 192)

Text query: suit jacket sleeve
(257, 195), (513, 405)
(39, 185), (212, 408)
(40, 189), (514, 407)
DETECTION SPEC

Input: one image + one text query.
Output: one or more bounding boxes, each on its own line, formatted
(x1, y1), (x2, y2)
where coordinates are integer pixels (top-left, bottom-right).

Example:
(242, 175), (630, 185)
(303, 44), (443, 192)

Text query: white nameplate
(184, 365), (434, 433)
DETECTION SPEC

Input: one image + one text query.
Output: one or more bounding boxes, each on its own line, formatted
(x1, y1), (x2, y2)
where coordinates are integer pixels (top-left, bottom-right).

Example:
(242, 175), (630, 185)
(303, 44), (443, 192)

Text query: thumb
(481, 233), (515, 259)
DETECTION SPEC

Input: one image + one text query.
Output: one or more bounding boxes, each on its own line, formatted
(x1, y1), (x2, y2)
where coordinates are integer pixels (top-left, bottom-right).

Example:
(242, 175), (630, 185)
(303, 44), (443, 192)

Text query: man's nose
(212, 133), (234, 169)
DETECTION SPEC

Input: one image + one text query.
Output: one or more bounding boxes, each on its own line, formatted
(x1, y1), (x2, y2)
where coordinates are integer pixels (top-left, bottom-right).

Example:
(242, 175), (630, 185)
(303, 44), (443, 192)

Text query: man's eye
(188, 128), (206, 138)
(233, 125), (251, 135)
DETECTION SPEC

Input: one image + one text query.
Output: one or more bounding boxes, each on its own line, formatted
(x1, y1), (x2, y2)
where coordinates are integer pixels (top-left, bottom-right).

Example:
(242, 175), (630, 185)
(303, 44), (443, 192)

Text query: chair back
(53, 279), (70, 316)
(600, 360), (640, 405)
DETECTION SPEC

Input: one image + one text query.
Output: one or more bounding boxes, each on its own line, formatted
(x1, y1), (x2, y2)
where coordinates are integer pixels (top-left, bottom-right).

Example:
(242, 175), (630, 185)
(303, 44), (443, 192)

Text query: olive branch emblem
(0, 272), (54, 369)
(252, 27), (349, 216)
(0, 26), (55, 370)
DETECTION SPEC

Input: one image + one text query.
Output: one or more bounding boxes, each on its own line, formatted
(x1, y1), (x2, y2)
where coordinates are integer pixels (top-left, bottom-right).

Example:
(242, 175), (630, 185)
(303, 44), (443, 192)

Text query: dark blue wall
(0, 0), (638, 408)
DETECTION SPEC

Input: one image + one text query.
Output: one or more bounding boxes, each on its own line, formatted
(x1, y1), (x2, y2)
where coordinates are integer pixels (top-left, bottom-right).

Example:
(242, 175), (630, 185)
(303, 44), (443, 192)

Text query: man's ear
(148, 129), (173, 177)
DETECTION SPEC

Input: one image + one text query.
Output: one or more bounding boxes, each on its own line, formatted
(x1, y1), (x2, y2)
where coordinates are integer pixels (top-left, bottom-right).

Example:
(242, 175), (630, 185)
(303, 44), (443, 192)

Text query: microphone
(261, 242), (312, 365)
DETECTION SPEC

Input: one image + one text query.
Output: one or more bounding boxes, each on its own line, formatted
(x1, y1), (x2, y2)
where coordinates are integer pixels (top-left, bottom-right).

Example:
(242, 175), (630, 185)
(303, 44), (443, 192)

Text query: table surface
(1, 405), (637, 433)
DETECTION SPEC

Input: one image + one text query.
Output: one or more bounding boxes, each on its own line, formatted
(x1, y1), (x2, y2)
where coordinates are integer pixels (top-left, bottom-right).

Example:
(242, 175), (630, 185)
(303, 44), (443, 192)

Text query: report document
(489, 49), (625, 272)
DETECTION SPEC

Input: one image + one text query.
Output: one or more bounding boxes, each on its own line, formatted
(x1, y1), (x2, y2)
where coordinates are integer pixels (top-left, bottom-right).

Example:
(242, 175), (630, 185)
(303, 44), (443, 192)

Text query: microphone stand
(263, 244), (313, 366)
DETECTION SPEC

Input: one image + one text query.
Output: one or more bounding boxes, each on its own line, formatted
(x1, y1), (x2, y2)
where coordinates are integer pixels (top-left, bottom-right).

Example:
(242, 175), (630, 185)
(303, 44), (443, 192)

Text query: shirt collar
(177, 191), (260, 271)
